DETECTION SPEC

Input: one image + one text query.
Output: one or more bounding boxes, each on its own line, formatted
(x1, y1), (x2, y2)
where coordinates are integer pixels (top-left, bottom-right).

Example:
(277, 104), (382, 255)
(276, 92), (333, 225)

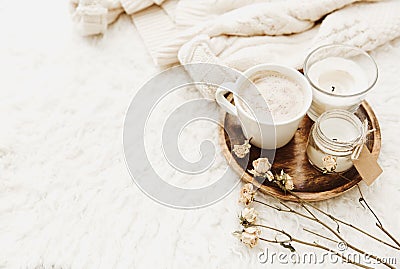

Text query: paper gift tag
(352, 145), (383, 186)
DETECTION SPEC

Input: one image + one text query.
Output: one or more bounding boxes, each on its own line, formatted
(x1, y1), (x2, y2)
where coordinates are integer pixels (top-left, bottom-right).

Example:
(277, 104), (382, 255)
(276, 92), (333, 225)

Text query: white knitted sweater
(70, 0), (400, 83)
(178, 0), (400, 69)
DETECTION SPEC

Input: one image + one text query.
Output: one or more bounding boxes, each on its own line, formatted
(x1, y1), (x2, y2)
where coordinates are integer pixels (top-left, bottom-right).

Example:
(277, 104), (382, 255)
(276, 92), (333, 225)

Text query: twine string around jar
(351, 119), (375, 160)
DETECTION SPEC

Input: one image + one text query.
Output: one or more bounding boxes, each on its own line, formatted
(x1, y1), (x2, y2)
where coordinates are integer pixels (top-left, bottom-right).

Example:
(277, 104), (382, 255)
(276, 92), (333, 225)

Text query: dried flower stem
(289, 239), (374, 269)
(336, 173), (400, 249)
(285, 190), (396, 269)
(303, 228), (339, 244)
(377, 224), (400, 249)
(281, 190), (400, 251)
(306, 199), (399, 251)
(260, 172), (400, 251)
(253, 224), (374, 269)
(254, 199), (314, 222)
(256, 193), (399, 251)
(254, 194), (395, 268)
(355, 184), (400, 248)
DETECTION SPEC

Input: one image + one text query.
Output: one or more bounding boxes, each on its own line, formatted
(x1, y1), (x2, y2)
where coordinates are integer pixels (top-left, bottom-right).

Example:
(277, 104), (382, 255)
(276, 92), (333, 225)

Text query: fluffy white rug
(0, 0), (399, 268)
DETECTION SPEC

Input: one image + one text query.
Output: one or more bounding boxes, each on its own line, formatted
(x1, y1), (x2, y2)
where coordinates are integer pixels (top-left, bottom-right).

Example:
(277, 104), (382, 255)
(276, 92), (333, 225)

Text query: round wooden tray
(219, 98), (381, 202)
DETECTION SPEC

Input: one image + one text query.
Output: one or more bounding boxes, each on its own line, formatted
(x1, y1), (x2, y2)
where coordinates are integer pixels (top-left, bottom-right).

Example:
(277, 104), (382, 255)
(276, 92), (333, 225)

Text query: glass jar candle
(306, 110), (364, 173)
(304, 44), (378, 121)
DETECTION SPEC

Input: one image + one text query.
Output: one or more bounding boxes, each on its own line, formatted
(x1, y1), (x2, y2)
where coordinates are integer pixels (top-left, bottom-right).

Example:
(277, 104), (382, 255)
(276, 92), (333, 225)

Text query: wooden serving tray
(219, 98), (381, 202)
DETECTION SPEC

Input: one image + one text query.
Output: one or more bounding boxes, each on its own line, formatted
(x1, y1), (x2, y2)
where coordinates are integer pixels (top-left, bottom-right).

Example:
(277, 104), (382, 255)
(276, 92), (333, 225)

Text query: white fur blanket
(1, 0), (400, 268)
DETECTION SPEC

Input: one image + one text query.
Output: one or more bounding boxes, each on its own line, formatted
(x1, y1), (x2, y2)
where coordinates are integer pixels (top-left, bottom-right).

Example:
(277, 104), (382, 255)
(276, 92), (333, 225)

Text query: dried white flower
(236, 227), (261, 248)
(239, 183), (256, 205)
(253, 158), (271, 173)
(266, 170), (275, 182)
(232, 140), (251, 158)
(322, 155), (337, 173)
(284, 177), (294, 191)
(248, 158), (271, 177)
(240, 207), (258, 225)
(277, 170), (294, 191)
(277, 170), (289, 181)
(232, 231), (241, 238)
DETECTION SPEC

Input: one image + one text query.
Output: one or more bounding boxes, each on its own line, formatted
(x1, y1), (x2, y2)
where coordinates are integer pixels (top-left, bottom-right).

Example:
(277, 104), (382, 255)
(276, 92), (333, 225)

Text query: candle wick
(333, 138), (338, 141)
(331, 86), (335, 92)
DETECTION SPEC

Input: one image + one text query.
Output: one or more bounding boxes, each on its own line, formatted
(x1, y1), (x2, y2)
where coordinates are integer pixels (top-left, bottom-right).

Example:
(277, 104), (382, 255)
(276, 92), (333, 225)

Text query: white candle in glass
(308, 57), (368, 95)
(306, 110), (363, 173)
(304, 45), (378, 122)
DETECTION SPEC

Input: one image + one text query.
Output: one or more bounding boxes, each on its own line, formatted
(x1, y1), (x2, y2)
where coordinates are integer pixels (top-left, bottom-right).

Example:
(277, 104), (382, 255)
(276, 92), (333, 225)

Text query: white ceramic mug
(215, 64), (312, 149)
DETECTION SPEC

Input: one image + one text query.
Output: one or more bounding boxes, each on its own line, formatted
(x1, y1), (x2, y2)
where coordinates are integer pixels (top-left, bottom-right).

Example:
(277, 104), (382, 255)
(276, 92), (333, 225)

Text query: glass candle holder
(306, 110), (364, 173)
(304, 44), (378, 121)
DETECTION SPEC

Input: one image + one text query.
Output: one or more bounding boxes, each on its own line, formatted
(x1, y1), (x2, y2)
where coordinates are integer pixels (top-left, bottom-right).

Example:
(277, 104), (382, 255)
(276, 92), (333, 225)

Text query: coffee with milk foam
(239, 70), (305, 123)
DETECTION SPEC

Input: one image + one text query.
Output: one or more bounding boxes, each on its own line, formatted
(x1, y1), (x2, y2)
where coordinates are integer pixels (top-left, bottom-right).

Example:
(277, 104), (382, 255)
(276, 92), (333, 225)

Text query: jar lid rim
(315, 110), (363, 150)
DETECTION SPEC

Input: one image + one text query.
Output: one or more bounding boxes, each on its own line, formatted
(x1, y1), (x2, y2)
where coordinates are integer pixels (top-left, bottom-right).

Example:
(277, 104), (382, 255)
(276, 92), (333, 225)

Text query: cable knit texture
(120, 0), (153, 15)
(69, 0), (400, 71)
(174, 0), (270, 27)
(143, 0), (398, 66)
(313, 1), (400, 50)
(68, 0), (400, 98)
(175, 0), (400, 98)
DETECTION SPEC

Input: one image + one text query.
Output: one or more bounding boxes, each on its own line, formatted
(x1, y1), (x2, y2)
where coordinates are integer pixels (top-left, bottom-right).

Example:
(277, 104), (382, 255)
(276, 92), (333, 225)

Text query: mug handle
(215, 83), (238, 116)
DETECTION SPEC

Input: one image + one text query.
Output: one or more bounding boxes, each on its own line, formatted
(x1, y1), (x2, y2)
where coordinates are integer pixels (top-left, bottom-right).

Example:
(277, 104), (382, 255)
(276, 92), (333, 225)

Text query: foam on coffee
(239, 70), (305, 122)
